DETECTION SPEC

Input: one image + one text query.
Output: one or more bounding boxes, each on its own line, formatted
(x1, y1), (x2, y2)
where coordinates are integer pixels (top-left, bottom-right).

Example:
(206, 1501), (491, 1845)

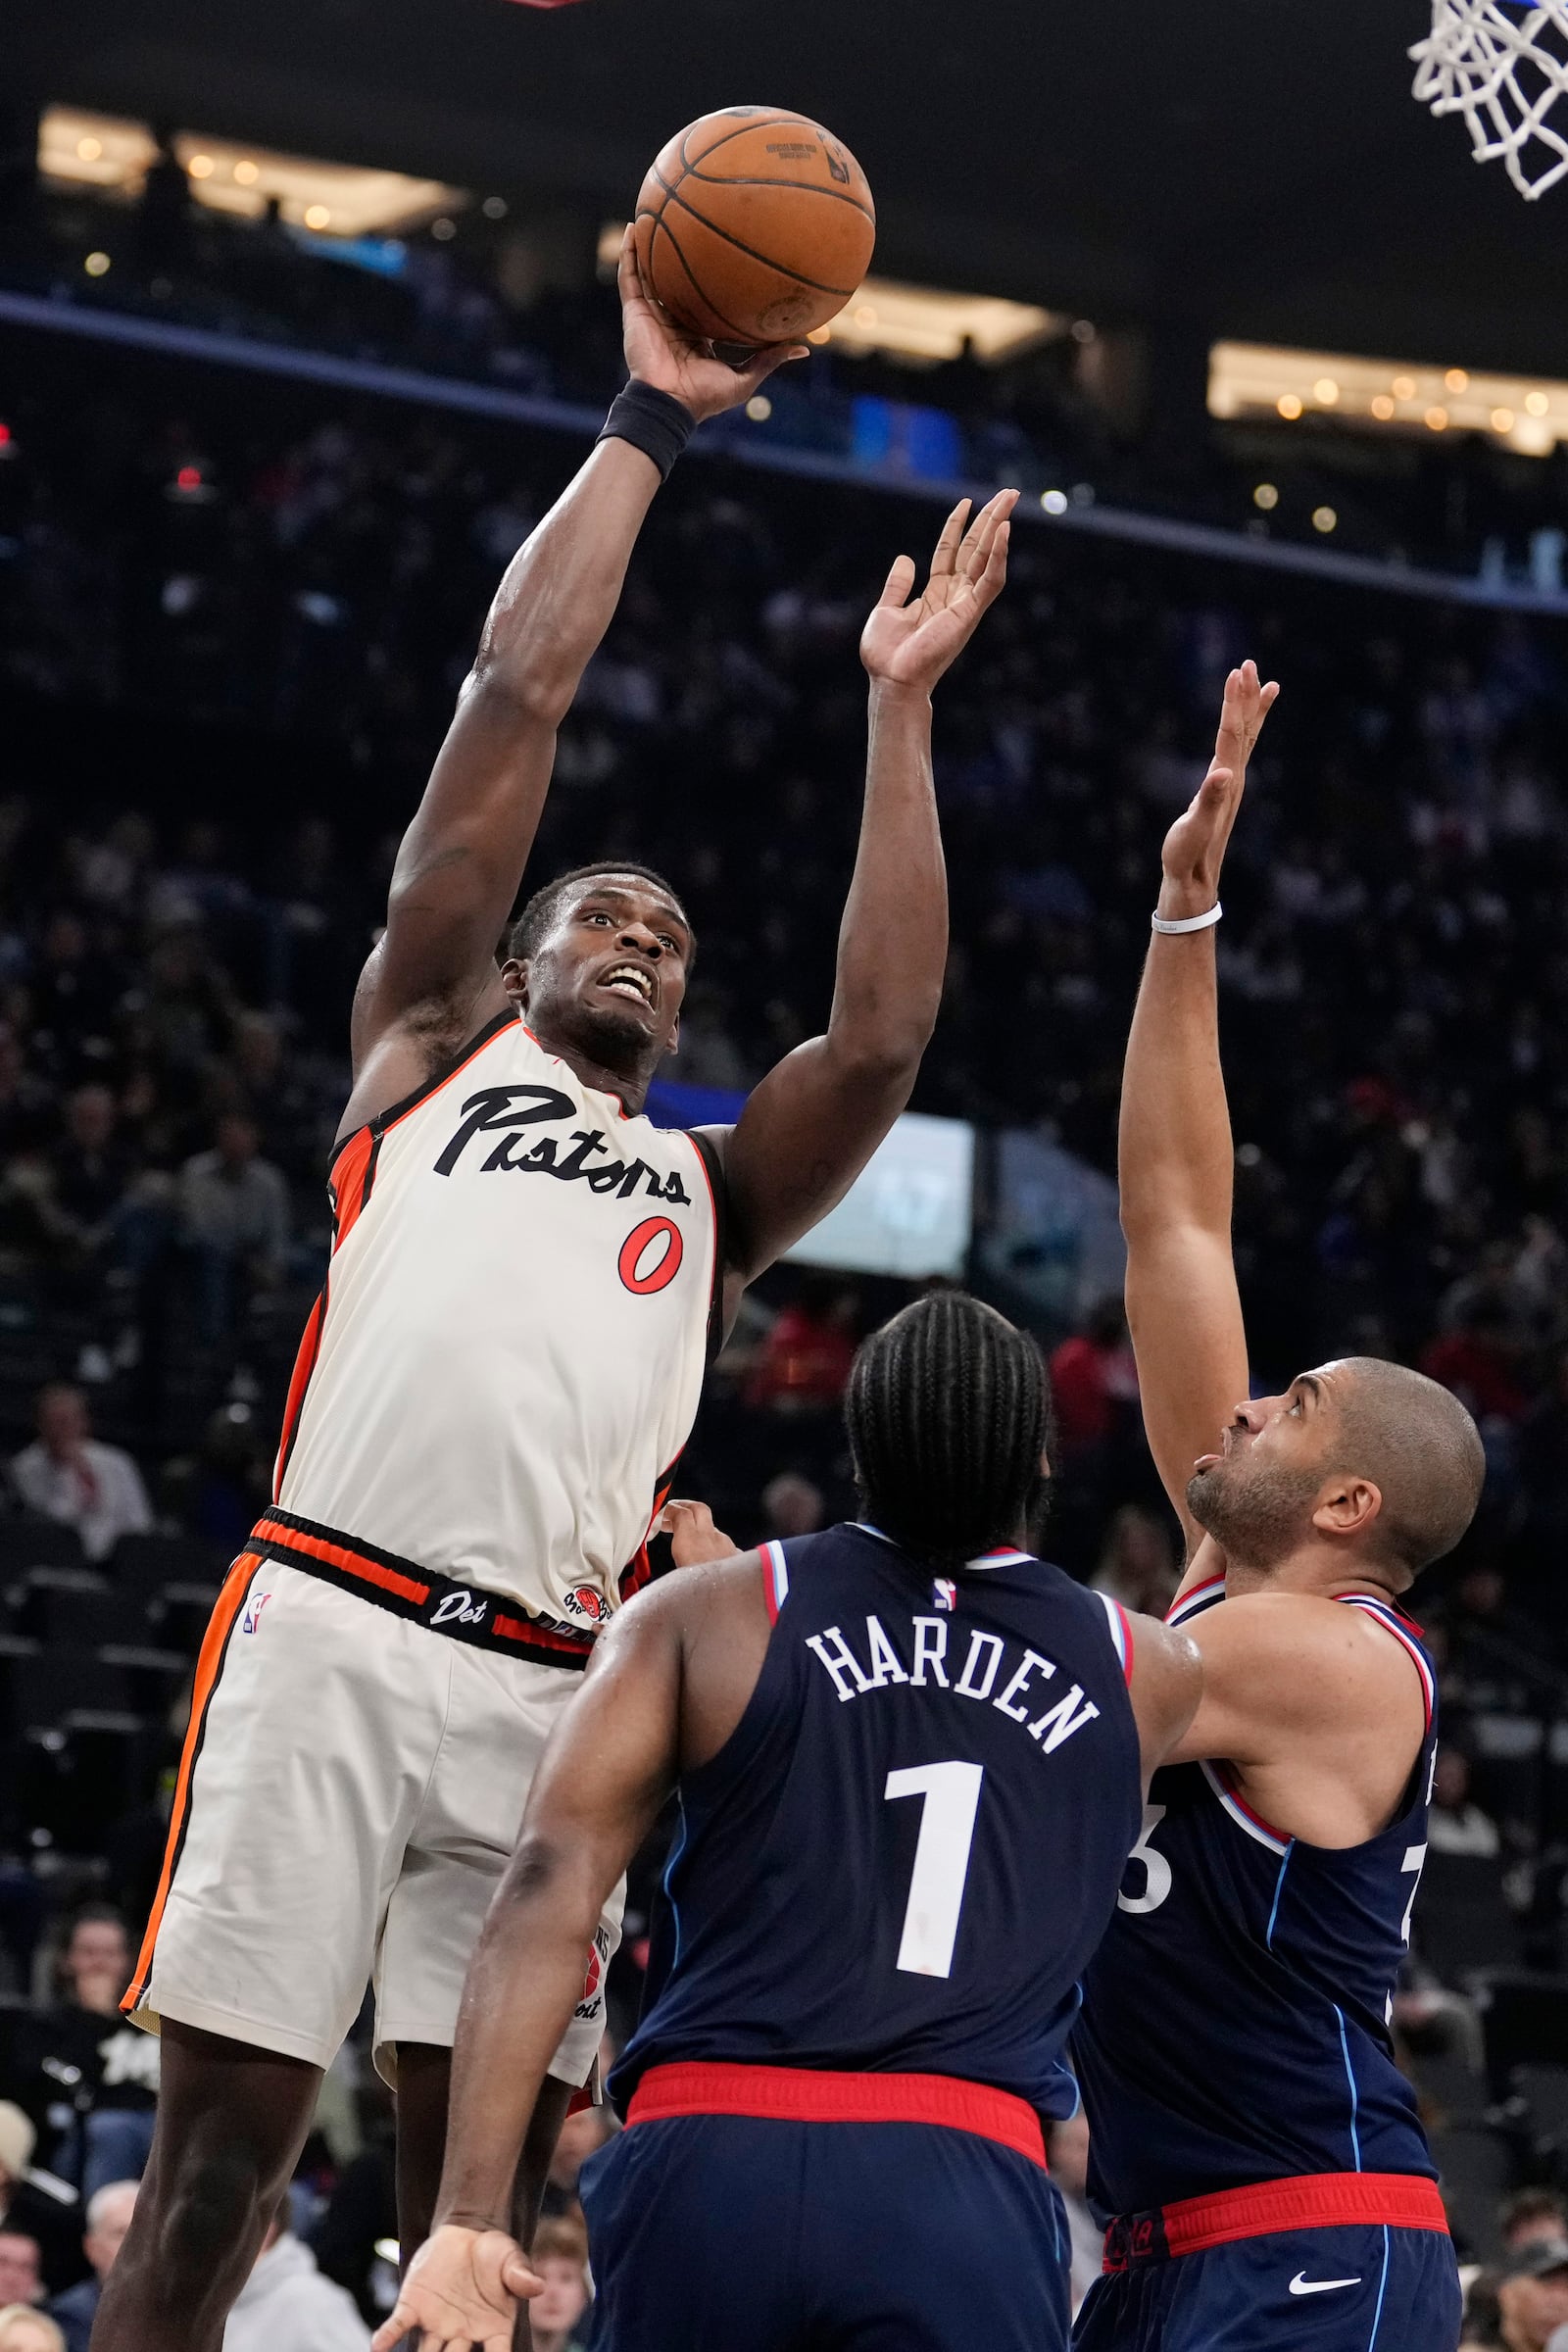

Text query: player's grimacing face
(1186, 1364), (1348, 1567)
(508, 880), (690, 1065)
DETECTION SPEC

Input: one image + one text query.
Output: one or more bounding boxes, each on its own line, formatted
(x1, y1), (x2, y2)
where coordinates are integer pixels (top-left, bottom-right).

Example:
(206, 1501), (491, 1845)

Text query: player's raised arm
(703, 490), (1017, 1280)
(344, 234), (806, 1135)
(369, 1586), (692, 2352)
(1119, 662), (1278, 1563)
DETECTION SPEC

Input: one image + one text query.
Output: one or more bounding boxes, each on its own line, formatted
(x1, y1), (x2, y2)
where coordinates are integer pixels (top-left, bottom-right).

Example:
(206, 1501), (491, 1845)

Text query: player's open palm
(370, 2224), (540, 2352)
(860, 489), (1018, 693)
(1158, 661), (1280, 917)
(617, 229), (807, 422)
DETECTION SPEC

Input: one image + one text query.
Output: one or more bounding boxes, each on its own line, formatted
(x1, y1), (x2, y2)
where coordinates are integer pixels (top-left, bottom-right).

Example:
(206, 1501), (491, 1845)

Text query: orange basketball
(634, 107), (875, 349)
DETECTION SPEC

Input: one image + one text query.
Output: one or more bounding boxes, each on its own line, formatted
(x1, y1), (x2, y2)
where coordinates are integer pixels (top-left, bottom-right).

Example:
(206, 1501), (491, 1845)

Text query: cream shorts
(125, 1556), (620, 2086)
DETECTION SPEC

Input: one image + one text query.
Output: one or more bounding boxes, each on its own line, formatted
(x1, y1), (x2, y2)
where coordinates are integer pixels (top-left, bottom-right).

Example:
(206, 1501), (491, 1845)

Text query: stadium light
(1210, 340), (1566, 456)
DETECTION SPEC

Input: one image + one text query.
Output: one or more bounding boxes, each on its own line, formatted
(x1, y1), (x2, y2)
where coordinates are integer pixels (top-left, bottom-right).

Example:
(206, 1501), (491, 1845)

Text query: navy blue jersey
(611, 1522), (1142, 2119)
(1072, 1580), (1440, 2217)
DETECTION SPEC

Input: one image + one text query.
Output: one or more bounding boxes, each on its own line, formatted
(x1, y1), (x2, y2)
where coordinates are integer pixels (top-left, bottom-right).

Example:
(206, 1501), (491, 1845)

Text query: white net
(1412, 0), (1568, 198)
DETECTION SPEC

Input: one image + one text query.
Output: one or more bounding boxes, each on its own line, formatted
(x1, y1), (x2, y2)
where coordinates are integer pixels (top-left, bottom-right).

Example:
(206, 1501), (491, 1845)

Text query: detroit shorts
(122, 1552), (620, 2085)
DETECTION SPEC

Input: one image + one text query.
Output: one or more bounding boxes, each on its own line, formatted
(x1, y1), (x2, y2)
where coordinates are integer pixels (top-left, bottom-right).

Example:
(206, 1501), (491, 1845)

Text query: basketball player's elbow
(498, 1827), (609, 1943)
(464, 654), (575, 734)
(828, 989), (939, 1090)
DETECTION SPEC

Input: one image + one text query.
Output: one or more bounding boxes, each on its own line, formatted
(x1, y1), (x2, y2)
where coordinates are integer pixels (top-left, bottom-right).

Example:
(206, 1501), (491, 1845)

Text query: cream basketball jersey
(268, 1010), (721, 1641)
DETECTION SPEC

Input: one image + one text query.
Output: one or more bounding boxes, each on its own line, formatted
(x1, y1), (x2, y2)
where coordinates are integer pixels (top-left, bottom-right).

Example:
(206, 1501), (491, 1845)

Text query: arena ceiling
(21, 0), (1568, 376)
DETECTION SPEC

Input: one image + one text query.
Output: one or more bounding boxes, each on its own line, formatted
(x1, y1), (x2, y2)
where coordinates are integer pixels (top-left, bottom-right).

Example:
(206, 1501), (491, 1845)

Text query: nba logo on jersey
(932, 1578), (957, 1611)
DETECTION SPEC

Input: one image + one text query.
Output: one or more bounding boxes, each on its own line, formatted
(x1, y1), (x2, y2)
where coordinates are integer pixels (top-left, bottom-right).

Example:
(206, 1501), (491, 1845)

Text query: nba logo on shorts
(932, 1579), (957, 1612)
(242, 1592), (271, 1634)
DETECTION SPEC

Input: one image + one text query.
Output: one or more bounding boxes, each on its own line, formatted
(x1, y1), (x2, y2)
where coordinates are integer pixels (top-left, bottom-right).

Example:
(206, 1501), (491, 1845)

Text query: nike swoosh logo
(1289, 2274), (1361, 2296)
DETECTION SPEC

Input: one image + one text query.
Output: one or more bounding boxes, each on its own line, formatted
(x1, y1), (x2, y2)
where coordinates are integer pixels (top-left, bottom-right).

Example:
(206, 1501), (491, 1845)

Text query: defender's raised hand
(1158, 660), (1280, 921)
(859, 490), (1018, 694)
(661, 1496), (740, 1567)
(370, 2223), (540, 2352)
(618, 228), (808, 421)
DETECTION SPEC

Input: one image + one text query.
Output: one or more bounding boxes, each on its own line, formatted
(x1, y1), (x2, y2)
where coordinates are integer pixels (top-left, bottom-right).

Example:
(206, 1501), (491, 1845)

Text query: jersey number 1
(884, 1762), (984, 1979)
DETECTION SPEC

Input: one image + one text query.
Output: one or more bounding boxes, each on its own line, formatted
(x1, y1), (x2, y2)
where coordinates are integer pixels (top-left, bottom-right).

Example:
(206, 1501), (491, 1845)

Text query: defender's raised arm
(343, 234), (806, 1136)
(1119, 662), (1278, 1562)
(708, 489), (1017, 1281)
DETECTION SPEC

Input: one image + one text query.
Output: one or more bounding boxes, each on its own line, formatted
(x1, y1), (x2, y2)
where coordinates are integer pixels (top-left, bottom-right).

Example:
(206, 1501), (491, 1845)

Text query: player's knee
(150, 2140), (282, 2278)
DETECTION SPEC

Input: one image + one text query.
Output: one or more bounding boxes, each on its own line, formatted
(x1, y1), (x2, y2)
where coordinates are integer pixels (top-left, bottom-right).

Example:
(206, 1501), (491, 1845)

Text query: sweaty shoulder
(610, 1550), (775, 1774)
(1123, 1612), (1201, 1780)
(1170, 1591), (1430, 1844)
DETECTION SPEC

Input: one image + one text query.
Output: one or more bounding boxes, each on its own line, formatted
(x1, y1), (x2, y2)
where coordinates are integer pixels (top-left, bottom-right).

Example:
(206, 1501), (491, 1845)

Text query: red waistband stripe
(1102, 2171), (1449, 2269)
(626, 2061), (1048, 2169)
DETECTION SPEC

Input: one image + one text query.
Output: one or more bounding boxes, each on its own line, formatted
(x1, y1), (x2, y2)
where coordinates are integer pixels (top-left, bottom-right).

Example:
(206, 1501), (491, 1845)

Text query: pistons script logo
(434, 1087), (691, 1206)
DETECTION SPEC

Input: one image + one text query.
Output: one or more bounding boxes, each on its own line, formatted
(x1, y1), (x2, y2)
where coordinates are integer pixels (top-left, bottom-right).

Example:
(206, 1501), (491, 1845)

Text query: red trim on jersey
(329, 1127), (377, 1249)
(1212, 1762), (1294, 1850)
(1338, 1595), (1436, 1735)
(1102, 2170), (1448, 2268)
(1114, 1599), (1135, 1689)
(1165, 1573), (1226, 1624)
(626, 2061), (1048, 2169)
(251, 1513), (430, 1607)
(272, 1288), (326, 1501)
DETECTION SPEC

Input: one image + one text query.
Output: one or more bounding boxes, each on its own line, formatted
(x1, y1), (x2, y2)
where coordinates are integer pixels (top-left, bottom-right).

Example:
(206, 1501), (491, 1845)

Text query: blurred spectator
(0, 2109), (81, 2294)
(45, 2181), (135, 2352)
(0, 2247), (39, 2312)
(1499, 2240), (1568, 2351)
(221, 2213), (369, 2352)
(0, 2310), (63, 2352)
(9, 1389), (152, 1564)
(759, 1471), (825, 1542)
(1048, 1300), (1140, 1458)
(10, 1911), (158, 2196)
(1429, 1747), (1503, 1857)
(527, 2216), (592, 2352)
(1505, 2193), (1568, 2258)
(1091, 1503), (1180, 1618)
(746, 1280), (858, 1413)
(176, 1115), (289, 1341)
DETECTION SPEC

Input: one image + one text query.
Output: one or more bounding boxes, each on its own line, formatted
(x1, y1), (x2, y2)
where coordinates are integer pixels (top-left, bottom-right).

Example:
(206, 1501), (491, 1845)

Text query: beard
(1186, 1452), (1322, 1572)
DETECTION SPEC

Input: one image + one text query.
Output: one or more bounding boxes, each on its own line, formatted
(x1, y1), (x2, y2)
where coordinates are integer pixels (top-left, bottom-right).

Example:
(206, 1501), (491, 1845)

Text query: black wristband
(597, 381), (698, 482)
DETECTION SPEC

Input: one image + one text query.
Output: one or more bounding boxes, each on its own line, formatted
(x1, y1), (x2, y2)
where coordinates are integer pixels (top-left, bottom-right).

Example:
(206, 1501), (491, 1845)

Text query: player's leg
(89, 2022), (321, 2352)
(1152, 2222), (1463, 2350)
(576, 2115), (800, 2350)
(392, 2041), (574, 2245)
(810, 2122), (1070, 2351)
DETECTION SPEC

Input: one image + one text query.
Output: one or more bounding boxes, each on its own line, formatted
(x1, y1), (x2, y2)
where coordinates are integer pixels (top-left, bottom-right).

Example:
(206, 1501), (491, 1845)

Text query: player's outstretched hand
(661, 1496), (739, 1567)
(859, 489), (1018, 695)
(369, 2223), (540, 2352)
(617, 227), (808, 422)
(1157, 661), (1280, 921)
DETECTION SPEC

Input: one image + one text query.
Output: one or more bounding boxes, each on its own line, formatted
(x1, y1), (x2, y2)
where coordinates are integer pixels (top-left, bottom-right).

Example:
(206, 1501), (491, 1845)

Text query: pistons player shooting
(95, 234), (1015, 2352)
(373, 1294), (1202, 2352)
(1069, 666), (1481, 2352)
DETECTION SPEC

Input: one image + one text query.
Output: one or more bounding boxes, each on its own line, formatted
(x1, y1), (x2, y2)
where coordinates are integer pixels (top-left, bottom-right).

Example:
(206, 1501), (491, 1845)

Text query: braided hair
(844, 1291), (1054, 1566)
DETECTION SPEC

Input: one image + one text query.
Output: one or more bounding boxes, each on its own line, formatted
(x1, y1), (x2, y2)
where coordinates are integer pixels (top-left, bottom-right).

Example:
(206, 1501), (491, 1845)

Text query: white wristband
(1152, 902), (1222, 935)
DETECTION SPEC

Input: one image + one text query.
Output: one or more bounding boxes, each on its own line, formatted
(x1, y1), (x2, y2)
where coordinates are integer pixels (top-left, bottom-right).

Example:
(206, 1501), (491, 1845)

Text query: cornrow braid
(844, 1292), (1054, 1568)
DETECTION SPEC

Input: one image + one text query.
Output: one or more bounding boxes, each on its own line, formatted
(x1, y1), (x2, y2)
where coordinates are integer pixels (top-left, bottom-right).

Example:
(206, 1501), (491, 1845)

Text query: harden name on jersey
(805, 1599), (1105, 1756)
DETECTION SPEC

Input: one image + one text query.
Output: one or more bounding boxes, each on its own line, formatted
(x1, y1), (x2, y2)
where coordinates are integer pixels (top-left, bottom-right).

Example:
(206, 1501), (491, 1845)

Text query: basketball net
(1412, 0), (1568, 197)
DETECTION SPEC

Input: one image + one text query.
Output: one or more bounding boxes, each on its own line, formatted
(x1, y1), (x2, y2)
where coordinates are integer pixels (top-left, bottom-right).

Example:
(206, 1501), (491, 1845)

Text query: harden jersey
(271, 1010), (721, 1631)
(611, 1523), (1142, 2117)
(1072, 1581), (1440, 2218)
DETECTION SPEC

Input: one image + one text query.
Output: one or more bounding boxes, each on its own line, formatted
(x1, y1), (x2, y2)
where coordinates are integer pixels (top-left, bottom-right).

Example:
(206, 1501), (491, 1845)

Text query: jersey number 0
(884, 1762), (984, 1978)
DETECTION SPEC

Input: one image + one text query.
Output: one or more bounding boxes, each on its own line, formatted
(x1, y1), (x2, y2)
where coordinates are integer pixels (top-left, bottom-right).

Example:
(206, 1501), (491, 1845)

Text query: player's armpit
(1124, 1615), (1202, 1784)
(1168, 1592), (1428, 1844)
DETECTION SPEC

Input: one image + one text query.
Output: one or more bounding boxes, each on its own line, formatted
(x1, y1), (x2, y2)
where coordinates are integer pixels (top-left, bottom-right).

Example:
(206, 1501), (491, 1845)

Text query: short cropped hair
(506, 861), (692, 966)
(1332, 1358), (1486, 1576)
(845, 1292), (1054, 1567)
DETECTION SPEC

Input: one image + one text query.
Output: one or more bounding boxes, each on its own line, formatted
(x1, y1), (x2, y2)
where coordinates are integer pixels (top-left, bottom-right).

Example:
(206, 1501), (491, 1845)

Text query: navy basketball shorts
(1072, 2173), (1461, 2352)
(579, 2062), (1071, 2351)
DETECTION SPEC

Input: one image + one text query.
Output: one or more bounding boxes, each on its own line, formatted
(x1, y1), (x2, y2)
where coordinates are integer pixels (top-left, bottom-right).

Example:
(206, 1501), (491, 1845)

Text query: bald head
(1329, 1357), (1485, 1578)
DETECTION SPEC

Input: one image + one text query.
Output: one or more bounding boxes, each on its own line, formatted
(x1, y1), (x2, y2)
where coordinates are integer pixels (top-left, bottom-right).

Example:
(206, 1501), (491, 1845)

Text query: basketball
(633, 106), (876, 349)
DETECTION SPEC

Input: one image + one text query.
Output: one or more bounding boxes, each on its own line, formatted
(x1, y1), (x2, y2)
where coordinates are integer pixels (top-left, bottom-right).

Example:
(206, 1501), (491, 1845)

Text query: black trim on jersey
(326, 1006), (518, 1175)
(253, 1504), (595, 1668)
(687, 1127), (732, 1367)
